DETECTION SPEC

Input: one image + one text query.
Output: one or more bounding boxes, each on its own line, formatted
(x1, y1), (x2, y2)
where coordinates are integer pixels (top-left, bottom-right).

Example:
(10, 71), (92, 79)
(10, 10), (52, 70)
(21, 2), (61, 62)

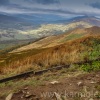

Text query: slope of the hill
(0, 34), (100, 99)
(11, 26), (100, 53)
(0, 35), (100, 76)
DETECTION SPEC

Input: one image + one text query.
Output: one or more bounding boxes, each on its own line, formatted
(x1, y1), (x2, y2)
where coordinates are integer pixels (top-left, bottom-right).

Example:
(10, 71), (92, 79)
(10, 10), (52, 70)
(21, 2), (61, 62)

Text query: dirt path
(3, 71), (100, 100)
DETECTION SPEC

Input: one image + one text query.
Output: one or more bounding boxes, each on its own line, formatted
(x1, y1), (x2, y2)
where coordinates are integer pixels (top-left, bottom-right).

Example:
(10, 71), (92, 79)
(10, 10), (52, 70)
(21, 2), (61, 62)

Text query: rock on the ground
(90, 81), (96, 84)
(50, 81), (59, 84)
(6, 93), (13, 100)
(77, 82), (83, 86)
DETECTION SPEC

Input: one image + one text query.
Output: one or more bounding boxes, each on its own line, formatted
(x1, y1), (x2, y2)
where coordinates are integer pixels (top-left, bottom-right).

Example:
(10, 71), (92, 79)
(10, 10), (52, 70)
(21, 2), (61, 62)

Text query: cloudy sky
(0, 0), (100, 18)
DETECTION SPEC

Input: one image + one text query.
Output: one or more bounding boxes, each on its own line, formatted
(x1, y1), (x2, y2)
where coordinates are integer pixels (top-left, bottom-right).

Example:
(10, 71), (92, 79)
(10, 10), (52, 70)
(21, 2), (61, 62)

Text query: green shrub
(80, 61), (100, 72)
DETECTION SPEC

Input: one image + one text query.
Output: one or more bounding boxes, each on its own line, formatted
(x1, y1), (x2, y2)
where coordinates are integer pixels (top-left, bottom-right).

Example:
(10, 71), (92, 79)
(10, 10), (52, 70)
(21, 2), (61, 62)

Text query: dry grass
(0, 35), (100, 75)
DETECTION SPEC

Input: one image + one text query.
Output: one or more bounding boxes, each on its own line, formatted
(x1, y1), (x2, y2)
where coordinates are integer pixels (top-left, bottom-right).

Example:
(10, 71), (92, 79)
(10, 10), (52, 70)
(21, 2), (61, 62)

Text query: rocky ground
(1, 70), (100, 100)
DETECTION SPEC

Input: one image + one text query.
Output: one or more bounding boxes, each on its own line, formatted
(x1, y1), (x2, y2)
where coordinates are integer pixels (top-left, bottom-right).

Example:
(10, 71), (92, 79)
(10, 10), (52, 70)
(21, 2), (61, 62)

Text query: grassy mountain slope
(0, 34), (100, 77)
(0, 34), (100, 99)
(11, 26), (100, 53)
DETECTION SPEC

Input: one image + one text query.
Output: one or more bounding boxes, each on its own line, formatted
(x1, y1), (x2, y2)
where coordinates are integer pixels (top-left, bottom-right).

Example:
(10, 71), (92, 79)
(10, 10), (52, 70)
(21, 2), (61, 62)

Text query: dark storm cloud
(0, 0), (9, 5)
(0, 0), (100, 17)
(28, 0), (59, 5)
(90, 2), (100, 9)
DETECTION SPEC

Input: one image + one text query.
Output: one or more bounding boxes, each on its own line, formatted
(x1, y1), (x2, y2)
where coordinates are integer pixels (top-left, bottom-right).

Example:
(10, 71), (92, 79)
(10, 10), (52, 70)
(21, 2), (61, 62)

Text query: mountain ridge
(11, 26), (100, 53)
(0, 14), (100, 42)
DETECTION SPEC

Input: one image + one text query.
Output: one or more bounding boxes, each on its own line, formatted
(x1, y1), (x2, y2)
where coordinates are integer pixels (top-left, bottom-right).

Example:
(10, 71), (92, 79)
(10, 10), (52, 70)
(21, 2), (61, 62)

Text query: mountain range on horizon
(0, 14), (100, 26)
(0, 13), (100, 42)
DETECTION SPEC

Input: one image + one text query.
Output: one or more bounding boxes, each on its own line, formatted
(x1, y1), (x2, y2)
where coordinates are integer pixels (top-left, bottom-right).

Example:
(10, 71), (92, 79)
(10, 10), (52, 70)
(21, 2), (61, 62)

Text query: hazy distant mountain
(0, 14), (20, 23)
(44, 16), (100, 26)
(0, 14), (100, 30)
(0, 14), (39, 41)
(0, 14), (100, 42)
(0, 14), (37, 30)
(14, 14), (66, 24)
(69, 16), (100, 26)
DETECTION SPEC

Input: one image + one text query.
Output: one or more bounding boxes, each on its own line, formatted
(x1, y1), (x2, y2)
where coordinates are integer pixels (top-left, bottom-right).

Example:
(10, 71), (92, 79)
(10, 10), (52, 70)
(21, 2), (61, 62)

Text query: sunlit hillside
(11, 26), (100, 53)
(0, 27), (100, 77)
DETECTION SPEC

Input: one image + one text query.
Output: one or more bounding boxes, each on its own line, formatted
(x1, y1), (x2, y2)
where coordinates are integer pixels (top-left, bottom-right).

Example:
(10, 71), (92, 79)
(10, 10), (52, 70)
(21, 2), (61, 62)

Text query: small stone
(22, 90), (26, 94)
(50, 81), (59, 84)
(6, 93), (13, 100)
(96, 75), (99, 78)
(21, 96), (24, 99)
(26, 91), (30, 95)
(90, 81), (96, 84)
(25, 93), (33, 98)
(24, 87), (28, 90)
(77, 82), (83, 86)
